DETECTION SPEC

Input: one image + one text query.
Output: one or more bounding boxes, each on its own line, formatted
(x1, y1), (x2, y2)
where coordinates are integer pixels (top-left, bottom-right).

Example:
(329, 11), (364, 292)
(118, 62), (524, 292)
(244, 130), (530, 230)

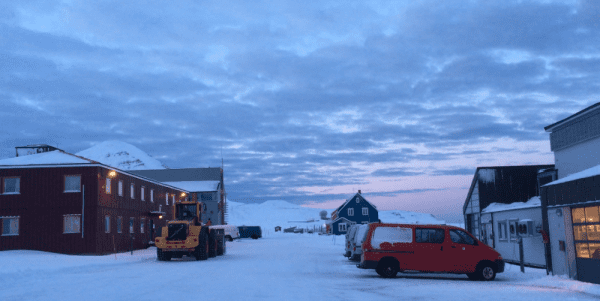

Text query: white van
(210, 225), (240, 241)
(349, 224), (370, 261)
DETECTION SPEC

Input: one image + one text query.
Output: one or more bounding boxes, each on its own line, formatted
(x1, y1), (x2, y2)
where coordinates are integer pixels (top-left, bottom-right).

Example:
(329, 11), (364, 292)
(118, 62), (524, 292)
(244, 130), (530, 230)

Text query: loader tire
(194, 232), (209, 261)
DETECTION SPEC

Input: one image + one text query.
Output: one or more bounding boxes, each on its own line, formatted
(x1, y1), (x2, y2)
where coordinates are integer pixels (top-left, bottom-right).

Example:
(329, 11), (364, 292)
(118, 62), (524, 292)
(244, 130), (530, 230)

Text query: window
(141, 187), (145, 201)
(572, 206), (600, 259)
(129, 217), (135, 233)
(509, 220), (518, 241)
(498, 221), (507, 241)
(117, 216), (123, 233)
(3, 177), (20, 194)
(105, 178), (111, 194)
(362, 207), (368, 216)
(64, 175), (81, 192)
(166, 193), (169, 205)
(371, 227), (413, 249)
(339, 223), (347, 232)
(105, 216), (110, 233)
(150, 189), (154, 203)
(172, 195), (175, 204)
(201, 193), (213, 201)
(416, 228), (445, 244)
(140, 218), (145, 233)
(130, 184), (135, 199)
(449, 229), (476, 245)
(1, 216), (19, 236)
(348, 208), (354, 216)
(63, 214), (81, 234)
(118, 181), (123, 196)
(356, 196), (360, 203)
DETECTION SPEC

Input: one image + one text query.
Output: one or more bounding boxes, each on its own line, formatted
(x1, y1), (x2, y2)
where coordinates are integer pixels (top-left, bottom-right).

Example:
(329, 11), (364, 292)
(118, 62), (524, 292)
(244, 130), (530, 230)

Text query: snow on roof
(543, 163), (600, 187)
(162, 181), (220, 192)
(481, 196), (541, 214)
(0, 151), (93, 165)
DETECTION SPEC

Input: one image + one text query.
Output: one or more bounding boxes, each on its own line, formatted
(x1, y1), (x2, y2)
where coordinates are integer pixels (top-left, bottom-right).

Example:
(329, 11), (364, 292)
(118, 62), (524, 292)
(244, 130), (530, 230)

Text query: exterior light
(159, 215), (163, 219)
(181, 192), (186, 197)
(108, 170), (117, 178)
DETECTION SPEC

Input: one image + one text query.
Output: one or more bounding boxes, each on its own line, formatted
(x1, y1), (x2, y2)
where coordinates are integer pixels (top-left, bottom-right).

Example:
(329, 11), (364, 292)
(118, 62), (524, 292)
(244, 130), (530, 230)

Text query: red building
(0, 150), (188, 254)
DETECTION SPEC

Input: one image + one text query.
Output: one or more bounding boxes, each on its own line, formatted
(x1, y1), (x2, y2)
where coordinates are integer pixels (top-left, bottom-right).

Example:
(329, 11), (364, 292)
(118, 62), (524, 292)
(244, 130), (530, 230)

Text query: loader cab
(175, 202), (202, 225)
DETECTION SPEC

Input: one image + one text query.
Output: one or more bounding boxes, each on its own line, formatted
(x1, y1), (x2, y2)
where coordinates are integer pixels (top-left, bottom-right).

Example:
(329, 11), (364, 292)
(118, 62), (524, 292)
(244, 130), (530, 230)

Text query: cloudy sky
(2, 0), (599, 222)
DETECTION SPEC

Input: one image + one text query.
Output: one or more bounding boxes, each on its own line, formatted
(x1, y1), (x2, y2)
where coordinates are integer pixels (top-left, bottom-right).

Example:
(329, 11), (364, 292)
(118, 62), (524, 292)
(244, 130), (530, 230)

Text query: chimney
(358, 190), (361, 194)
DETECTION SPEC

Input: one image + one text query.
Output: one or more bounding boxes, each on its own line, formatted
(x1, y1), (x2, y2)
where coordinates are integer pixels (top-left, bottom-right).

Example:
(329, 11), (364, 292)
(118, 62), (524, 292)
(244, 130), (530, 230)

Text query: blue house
(328, 191), (378, 235)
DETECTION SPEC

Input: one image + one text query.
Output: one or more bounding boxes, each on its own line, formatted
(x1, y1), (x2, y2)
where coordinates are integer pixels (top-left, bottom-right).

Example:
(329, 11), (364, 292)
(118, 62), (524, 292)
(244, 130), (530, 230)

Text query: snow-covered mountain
(76, 140), (167, 170)
(226, 200), (451, 232)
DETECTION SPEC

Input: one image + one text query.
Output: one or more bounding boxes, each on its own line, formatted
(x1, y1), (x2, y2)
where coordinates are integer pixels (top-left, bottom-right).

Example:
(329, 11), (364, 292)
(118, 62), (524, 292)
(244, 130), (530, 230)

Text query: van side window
(371, 227), (412, 249)
(449, 229), (476, 245)
(416, 228), (445, 244)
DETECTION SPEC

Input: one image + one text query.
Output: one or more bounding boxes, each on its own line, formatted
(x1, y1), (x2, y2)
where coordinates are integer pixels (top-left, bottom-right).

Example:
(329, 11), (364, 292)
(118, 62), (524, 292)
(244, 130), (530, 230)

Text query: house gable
(336, 193), (378, 223)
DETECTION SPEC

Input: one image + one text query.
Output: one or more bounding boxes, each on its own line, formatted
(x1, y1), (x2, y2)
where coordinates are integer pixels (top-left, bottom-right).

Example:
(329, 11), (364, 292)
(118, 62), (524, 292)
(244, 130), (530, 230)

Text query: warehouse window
(1, 216), (19, 236)
(166, 193), (169, 205)
(105, 216), (110, 233)
(3, 177), (20, 194)
(573, 206), (600, 259)
(64, 175), (81, 192)
(117, 216), (123, 233)
(141, 187), (145, 201)
(150, 189), (154, 203)
(118, 181), (123, 196)
(498, 221), (508, 241)
(129, 217), (135, 233)
(172, 195), (175, 204)
(140, 218), (145, 233)
(105, 178), (111, 194)
(63, 214), (81, 234)
(130, 184), (135, 199)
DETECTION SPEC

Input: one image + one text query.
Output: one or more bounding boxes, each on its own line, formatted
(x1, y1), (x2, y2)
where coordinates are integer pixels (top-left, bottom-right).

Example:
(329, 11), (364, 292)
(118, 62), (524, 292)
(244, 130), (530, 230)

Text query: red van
(357, 223), (504, 280)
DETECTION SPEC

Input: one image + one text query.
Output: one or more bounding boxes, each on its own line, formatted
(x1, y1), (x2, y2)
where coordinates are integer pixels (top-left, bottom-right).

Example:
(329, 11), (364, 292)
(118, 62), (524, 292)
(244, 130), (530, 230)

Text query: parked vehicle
(155, 200), (225, 261)
(209, 224), (240, 241)
(349, 224), (370, 261)
(357, 223), (505, 280)
(239, 226), (262, 239)
(344, 224), (360, 258)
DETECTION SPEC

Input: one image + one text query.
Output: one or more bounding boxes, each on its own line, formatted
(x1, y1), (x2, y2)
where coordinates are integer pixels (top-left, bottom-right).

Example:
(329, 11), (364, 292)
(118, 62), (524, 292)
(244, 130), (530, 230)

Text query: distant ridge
(76, 140), (167, 170)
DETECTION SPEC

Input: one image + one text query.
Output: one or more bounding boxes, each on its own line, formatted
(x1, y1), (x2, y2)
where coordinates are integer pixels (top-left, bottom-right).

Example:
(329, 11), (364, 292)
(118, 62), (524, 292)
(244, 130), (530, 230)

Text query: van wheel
(472, 262), (496, 281)
(376, 261), (398, 278)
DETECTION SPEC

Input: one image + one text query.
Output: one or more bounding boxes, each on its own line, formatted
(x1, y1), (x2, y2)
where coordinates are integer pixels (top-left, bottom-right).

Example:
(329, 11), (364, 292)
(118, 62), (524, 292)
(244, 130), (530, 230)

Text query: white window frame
(150, 189), (154, 203)
(130, 183), (135, 199)
(356, 196), (360, 203)
(362, 207), (368, 216)
(118, 180), (123, 196)
(140, 218), (145, 233)
(63, 214), (81, 234)
(3, 177), (20, 194)
(172, 195), (175, 204)
(64, 175), (81, 193)
(348, 208), (354, 216)
(509, 220), (518, 241)
(105, 215), (111, 233)
(105, 178), (111, 194)
(141, 186), (145, 201)
(129, 217), (135, 233)
(166, 193), (169, 205)
(339, 223), (347, 232)
(498, 220), (507, 241)
(1, 216), (19, 236)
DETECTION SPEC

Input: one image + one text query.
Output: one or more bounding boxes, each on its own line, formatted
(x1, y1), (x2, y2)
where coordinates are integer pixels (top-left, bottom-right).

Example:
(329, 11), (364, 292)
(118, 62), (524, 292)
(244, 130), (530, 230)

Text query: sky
(1, 0), (599, 222)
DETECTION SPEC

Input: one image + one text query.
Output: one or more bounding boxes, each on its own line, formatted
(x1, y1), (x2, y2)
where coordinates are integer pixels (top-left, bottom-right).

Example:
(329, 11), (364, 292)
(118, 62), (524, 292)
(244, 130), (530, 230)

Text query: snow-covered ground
(1, 234), (599, 301)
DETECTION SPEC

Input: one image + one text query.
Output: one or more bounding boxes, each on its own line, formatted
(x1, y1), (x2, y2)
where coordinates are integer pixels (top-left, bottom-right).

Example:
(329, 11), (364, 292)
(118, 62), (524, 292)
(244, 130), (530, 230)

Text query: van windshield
(371, 227), (412, 249)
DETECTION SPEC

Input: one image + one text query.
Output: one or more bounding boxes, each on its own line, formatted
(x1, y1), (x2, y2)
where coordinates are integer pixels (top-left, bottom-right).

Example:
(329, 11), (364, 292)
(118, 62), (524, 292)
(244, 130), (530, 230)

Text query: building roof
(0, 150), (94, 165)
(128, 168), (222, 182)
(481, 196), (541, 214)
(543, 163), (600, 187)
(162, 181), (220, 192)
(463, 164), (554, 215)
(334, 192), (378, 214)
(544, 102), (600, 132)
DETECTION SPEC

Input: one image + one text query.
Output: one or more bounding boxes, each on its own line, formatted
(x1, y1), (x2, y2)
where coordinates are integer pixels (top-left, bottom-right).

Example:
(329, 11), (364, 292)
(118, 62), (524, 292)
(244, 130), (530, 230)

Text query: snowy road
(1, 234), (599, 301)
